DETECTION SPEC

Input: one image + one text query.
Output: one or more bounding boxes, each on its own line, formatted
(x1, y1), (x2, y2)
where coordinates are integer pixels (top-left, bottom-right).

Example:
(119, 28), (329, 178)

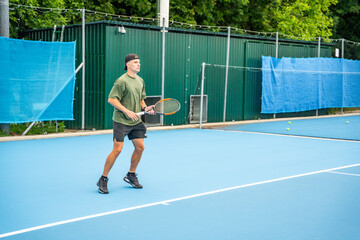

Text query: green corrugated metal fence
(25, 21), (333, 129)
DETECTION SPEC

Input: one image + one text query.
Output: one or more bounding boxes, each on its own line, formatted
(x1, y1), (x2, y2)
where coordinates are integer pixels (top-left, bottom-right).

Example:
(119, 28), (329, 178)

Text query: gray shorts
(113, 121), (147, 142)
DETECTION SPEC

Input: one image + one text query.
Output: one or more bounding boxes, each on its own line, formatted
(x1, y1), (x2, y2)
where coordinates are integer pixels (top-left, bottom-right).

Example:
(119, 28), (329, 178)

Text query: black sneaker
(97, 176), (109, 194)
(123, 172), (143, 189)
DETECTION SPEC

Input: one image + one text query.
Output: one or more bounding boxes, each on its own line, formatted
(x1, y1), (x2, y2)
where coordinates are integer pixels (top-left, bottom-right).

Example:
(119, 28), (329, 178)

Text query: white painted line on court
(1, 163), (360, 238)
(209, 129), (360, 143)
(327, 171), (360, 177)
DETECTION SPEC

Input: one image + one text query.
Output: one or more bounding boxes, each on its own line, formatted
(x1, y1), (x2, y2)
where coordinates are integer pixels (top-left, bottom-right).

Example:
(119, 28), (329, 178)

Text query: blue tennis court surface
(211, 115), (360, 141)
(1, 128), (360, 239)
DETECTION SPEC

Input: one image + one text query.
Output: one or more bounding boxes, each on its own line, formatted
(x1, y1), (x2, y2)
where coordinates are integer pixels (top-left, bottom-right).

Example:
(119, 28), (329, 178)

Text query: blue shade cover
(0, 37), (76, 123)
(261, 56), (360, 114)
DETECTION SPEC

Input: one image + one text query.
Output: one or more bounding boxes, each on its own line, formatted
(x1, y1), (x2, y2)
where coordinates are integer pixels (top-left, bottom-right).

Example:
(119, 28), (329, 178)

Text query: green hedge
(0, 121), (65, 136)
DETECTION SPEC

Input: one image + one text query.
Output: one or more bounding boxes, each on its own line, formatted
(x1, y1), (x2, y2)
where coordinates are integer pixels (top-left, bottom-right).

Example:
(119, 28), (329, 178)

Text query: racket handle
(136, 111), (146, 116)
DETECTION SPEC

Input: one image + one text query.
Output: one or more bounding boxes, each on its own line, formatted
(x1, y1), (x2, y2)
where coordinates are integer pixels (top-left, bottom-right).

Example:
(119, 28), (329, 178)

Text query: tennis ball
(286, 128), (290, 131)
(346, 121), (349, 124)
(288, 121), (291, 124)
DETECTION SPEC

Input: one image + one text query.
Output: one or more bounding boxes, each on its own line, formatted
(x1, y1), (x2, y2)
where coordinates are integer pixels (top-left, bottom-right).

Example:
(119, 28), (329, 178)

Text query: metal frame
(273, 32), (279, 119)
(199, 63), (206, 128)
(22, 9), (86, 135)
(223, 26), (231, 122)
(190, 95), (208, 124)
(81, 8), (86, 130)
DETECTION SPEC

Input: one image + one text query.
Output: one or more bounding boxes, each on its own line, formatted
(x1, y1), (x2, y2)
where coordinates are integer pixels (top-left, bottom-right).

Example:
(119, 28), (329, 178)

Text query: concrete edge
(1, 113), (358, 142)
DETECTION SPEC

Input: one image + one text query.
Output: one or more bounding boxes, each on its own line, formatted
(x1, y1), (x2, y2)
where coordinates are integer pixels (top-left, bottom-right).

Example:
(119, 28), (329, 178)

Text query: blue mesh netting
(261, 56), (360, 114)
(0, 37), (76, 123)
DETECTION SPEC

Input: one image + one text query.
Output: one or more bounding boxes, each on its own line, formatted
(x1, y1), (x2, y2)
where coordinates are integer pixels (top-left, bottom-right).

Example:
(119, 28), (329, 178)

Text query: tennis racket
(137, 98), (181, 116)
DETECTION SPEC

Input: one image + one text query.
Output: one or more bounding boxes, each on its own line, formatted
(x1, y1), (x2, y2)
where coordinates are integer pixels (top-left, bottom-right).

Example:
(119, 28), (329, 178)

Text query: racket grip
(136, 111), (146, 116)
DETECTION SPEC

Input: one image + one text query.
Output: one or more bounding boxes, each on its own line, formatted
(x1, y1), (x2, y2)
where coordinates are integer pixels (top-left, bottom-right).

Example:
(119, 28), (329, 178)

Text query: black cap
(124, 54), (139, 70)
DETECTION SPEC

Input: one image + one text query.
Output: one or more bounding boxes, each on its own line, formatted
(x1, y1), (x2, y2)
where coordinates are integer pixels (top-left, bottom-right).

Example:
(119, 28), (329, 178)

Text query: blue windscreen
(261, 56), (360, 114)
(0, 37), (76, 123)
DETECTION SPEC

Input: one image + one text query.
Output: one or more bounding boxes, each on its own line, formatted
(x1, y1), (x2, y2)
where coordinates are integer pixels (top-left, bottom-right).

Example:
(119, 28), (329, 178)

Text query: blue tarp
(261, 56), (360, 114)
(0, 37), (76, 123)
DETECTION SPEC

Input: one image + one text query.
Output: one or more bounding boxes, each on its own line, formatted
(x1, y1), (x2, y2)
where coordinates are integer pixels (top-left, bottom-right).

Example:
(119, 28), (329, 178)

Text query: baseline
(1, 163), (360, 239)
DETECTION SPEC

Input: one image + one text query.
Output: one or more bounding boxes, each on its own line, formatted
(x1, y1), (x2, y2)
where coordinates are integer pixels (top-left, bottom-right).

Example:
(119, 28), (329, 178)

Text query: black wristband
(142, 106), (147, 111)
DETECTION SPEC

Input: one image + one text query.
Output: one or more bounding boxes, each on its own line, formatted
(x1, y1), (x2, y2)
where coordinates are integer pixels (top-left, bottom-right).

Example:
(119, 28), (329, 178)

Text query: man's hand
(144, 105), (155, 115)
(125, 110), (139, 121)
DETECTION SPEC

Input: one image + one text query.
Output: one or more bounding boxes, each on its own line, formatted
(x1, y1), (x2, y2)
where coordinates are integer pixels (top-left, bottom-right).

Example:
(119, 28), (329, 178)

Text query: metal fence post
(223, 26), (231, 122)
(273, 32), (279, 119)
(341, 38), (345, 114)
(0, 0), (10, 134)
(275, 32), (279, 58)
(200, 62), (206, 129)
(81, 8), (86, 130)
(161, 17), (166, 125)
(318, 36), (321, 57)
(316, 36), (321, 116)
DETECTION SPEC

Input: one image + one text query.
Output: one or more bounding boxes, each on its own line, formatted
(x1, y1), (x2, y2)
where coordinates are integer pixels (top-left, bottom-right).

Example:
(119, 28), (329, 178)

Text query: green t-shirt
(108, 73), (146, 126)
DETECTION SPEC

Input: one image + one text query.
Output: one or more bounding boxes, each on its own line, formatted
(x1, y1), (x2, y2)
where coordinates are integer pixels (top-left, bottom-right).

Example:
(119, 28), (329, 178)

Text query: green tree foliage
(9, 0), (157, 38)
(10, 0), (68, 38)
(169, 0), (197, 24)
(8, 0), (354, 42)
(273, 0), (338, 40)
(330, 0), (360, 42)
(329, 0), (360, 60)
(170, 0), (249, 26)
(169, 0), (337, 40)
(112, 0), (155, 17)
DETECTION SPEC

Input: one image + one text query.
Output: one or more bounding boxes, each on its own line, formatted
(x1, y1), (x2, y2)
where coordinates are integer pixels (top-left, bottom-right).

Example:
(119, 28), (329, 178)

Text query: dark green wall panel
(26, 21), (333, 129)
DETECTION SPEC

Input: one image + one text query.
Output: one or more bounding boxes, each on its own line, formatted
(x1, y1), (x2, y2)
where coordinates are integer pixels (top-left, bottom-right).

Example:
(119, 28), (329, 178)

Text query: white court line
(209, 129), (360, 143)
(327, 171), (360, 177)
(1, 163), (360, 238)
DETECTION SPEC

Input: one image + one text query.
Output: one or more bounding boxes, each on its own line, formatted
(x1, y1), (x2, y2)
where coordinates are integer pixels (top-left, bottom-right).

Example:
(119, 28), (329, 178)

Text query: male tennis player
(97, 53), (154, 194)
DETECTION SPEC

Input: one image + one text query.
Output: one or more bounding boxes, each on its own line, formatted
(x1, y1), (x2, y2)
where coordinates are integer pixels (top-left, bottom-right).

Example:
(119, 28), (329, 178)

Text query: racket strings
(154, 99), (180, 114)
